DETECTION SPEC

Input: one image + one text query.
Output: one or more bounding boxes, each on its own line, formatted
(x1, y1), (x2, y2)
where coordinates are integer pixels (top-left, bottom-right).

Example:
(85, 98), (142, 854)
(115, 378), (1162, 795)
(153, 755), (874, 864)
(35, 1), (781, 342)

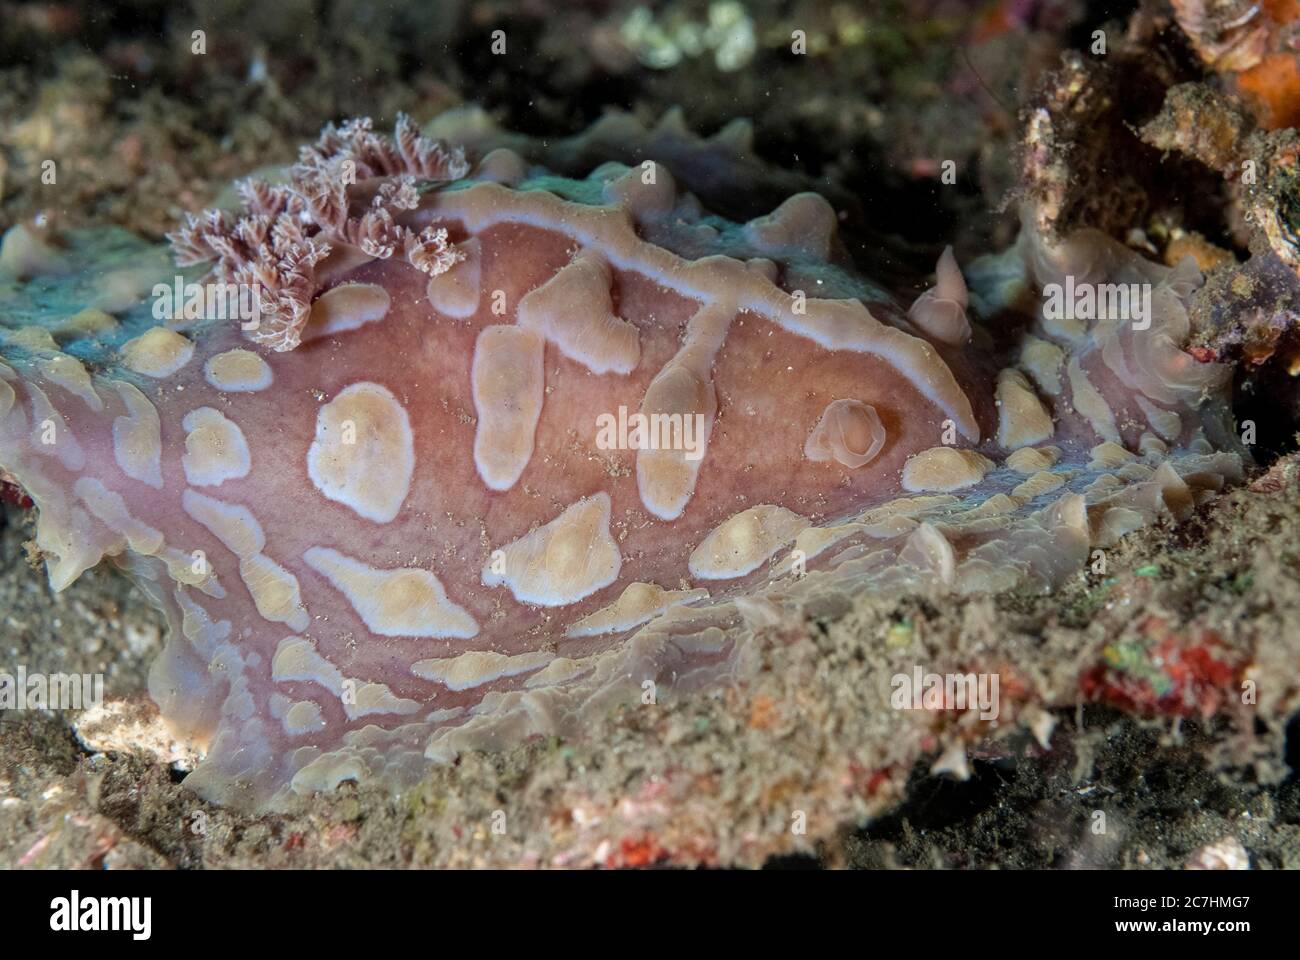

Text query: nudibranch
(0, 111), (1243, 810)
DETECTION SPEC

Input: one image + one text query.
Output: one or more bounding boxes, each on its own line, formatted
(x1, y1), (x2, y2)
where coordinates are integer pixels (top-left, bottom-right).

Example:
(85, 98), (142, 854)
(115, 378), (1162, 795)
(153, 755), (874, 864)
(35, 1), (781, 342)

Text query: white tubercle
(481, 493), (621, 606)
(471, 325), (545, 491)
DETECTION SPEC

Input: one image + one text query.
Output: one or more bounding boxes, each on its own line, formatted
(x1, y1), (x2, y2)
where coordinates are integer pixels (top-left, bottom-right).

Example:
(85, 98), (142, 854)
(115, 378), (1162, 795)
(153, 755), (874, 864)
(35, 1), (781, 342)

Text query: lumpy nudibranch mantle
(0, 111), (1242, 810)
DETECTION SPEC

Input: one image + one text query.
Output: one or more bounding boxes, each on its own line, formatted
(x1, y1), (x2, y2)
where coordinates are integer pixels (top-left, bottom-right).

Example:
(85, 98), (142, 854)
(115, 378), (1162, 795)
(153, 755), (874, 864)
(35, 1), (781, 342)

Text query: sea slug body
(0, 111), (1242, 810)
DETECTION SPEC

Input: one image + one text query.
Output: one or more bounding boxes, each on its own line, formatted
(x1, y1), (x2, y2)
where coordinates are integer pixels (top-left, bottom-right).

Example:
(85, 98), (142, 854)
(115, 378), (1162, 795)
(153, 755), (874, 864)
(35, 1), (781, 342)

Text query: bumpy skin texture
(0, 115), (1244, 810)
